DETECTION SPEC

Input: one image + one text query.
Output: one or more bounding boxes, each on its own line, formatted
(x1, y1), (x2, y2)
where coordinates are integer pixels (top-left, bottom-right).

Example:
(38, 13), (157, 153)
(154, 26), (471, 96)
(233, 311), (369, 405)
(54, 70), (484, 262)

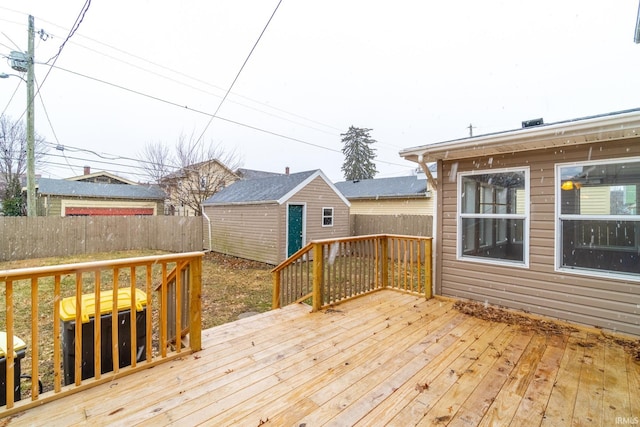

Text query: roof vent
(522, 118), (544, 128)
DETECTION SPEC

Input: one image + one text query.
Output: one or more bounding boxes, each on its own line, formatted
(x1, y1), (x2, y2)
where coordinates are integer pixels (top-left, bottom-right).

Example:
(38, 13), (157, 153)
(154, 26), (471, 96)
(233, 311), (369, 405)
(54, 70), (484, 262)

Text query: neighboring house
(36, 174), (165, 216)
(67, 167), (137, 185)
(162, 159), (239, 216)
(202, 169), (350, 265)
(399, 108), (640, 336)
(334, 169), (435, 215)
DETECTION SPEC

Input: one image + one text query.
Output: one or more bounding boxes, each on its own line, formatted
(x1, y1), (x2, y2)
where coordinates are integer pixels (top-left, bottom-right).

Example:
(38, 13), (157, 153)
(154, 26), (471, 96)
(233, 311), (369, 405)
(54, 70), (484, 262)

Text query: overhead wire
(1, 31), (21, 51)
(0, 77), (22, 118)
(43, 0), (91, 65)
(67, 28), (343, 133)
(36, 0), (91, 94)
(47, 40), (338, 136)
(0, 1), (93, 147)
(2, 4), (413, 179)
(49, 64), (343, 155)
(5, 6), (342, 135)
(34, 75), (78, 175)
(192, 0), (284, 151)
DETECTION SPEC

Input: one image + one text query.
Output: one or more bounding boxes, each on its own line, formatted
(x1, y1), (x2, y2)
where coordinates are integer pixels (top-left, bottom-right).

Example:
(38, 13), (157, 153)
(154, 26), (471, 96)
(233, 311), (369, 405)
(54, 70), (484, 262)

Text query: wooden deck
(7, 290), (640, 426)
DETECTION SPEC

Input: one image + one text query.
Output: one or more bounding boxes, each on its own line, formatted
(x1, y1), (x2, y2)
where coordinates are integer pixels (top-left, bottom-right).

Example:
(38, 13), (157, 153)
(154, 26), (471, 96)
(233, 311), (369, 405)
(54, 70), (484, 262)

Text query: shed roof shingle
(202, 170), (318, 205)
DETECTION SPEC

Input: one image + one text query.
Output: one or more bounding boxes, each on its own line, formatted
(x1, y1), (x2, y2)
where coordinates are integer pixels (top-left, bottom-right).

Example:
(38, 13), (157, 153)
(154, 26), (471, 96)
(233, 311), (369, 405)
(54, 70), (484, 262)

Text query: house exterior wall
(163, 161), (239, 217)
(348, 197), (433, 215)
(204, 203), (281, 264)
(436, 138), (640, 336)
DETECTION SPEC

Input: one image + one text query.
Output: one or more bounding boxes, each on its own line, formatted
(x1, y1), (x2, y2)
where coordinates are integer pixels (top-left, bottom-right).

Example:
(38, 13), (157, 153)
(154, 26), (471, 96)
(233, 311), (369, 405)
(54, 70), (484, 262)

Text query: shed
(400, 108), (640, 336)
(36, 177), (165, 216)
(201, 169), (350, 265)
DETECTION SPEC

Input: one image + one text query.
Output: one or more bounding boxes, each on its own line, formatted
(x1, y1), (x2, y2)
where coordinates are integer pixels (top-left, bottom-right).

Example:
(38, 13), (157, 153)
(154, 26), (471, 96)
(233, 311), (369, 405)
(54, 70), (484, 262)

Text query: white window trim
(456, 166), (530, 268)
(554, 157), (640, 282)
(321, 206), (334, 227)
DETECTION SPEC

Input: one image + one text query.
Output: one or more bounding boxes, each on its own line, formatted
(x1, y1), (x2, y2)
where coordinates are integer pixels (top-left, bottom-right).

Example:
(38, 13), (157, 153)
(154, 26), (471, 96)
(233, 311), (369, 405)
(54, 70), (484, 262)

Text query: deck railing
(272, 235), (432, 310)
(0, 252), (203, 415)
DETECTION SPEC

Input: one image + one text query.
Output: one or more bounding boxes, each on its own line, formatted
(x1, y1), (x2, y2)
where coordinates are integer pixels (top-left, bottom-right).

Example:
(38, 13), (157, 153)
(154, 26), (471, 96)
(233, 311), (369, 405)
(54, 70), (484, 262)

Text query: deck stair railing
(272, 234), (432, 310)
(0, 252), (203, 416)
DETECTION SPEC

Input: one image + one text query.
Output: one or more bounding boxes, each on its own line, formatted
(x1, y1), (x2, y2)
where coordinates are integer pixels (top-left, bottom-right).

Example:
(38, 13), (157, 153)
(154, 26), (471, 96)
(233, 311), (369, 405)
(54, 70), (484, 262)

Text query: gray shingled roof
(235, 168), (284, 180)
(334, 175), (429, 199)
(37, 178), (165, 200)
(203, 170), (318, 204)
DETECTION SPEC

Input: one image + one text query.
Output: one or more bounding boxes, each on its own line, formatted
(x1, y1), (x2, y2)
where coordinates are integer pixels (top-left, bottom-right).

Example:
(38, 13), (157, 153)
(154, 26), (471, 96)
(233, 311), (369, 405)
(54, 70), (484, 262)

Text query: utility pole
(26, 15), (36, 217)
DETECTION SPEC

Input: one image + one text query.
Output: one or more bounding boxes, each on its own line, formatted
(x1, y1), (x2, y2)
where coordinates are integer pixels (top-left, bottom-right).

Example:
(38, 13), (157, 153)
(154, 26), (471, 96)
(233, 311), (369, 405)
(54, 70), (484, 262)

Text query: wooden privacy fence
(0, 216), (203, 261)
(0, 252), (203, 416)
(272, 234), (432, 311)
(350, 214), (433, 237)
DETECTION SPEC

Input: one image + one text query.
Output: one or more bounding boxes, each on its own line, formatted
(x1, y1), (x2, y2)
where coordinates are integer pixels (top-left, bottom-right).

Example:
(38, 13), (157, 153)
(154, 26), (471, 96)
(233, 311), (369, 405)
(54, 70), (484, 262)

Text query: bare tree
(138, 133), (243, 216)
(138, 141), (172, 184)
(0, 115), (47, 215)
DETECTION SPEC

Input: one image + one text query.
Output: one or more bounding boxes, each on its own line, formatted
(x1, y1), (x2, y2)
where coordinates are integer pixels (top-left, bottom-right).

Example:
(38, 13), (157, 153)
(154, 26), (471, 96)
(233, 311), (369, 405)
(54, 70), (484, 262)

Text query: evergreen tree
(340, 126), (378, 181)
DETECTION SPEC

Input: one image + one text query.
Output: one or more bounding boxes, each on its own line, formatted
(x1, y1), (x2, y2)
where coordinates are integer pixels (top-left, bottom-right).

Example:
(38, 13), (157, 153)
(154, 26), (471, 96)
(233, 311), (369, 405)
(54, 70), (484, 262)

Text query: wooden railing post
(381, 237), (388, 289)
(312, 242), (323, 312)
(189, 256), (202, 351)
(425, 238), (432, 299)
(272, 270), (281, 309)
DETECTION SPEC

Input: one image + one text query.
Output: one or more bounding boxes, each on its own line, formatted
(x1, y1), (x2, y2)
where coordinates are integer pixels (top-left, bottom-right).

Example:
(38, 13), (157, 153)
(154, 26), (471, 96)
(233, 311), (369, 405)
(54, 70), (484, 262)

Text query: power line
(49, 40), (338, 136)
(44, 0), (91, 65)
(4, 7), (342, 135)
(0, 77), (22, 118)
(49, 63), (344, 155)
(193, 0), (284, 150)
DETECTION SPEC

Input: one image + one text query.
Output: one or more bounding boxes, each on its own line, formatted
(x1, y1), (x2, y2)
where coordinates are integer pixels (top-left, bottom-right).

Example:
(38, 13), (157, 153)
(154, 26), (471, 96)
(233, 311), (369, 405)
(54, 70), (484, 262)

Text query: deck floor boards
(7, 290), (639, 426)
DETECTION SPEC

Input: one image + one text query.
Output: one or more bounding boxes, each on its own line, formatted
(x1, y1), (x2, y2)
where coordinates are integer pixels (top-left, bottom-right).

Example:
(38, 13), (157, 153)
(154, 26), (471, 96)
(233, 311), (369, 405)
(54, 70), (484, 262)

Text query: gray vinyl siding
(437, 138), (640, 336)
(286, 176), (350, 245)
(204, 203), (280, 265)
(204, 176), (350, 265)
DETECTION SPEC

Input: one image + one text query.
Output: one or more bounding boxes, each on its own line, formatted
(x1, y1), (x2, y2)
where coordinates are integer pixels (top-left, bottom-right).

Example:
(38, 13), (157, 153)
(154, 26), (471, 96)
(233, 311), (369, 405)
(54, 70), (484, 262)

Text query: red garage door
(65, 207), (155, 216)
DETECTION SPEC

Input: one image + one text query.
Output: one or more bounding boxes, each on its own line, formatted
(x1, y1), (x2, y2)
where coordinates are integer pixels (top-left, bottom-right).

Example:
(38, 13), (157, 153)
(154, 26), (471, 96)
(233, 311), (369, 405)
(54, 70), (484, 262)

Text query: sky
(1, 0), (640, 183)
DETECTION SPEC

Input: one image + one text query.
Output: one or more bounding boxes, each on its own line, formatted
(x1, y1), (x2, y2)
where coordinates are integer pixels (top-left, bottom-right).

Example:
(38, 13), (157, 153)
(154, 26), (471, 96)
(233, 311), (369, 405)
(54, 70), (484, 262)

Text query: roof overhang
(399, 109), (640, 164)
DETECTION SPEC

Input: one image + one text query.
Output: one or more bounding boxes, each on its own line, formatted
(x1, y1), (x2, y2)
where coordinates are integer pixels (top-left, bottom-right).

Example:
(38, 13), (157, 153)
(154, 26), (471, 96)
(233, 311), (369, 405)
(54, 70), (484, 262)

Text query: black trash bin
(0, 332), (26, 406)
(60, 288), (147, 385)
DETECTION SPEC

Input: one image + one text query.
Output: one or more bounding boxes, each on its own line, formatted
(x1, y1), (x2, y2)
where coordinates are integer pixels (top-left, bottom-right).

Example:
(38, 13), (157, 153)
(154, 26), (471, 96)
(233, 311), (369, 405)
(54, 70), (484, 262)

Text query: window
(557, 158), (640, 278)
(458, 168), (529, 265)
(322, 207), (334, 227)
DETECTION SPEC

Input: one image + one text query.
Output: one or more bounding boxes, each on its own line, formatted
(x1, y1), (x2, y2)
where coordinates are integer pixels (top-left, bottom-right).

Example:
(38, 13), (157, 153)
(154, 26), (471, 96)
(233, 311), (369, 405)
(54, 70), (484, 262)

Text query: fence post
(312, 242), (323, 312)
(189, 255), (202, 351)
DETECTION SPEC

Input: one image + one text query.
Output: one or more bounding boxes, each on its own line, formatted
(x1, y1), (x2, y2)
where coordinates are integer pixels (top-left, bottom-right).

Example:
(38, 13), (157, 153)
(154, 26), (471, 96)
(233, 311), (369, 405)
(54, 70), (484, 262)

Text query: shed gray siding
(204, 203), (280, 265)
(203, 174), (350, 265)
(437, 138), (640, 336)
(281, 175), (351, 251)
